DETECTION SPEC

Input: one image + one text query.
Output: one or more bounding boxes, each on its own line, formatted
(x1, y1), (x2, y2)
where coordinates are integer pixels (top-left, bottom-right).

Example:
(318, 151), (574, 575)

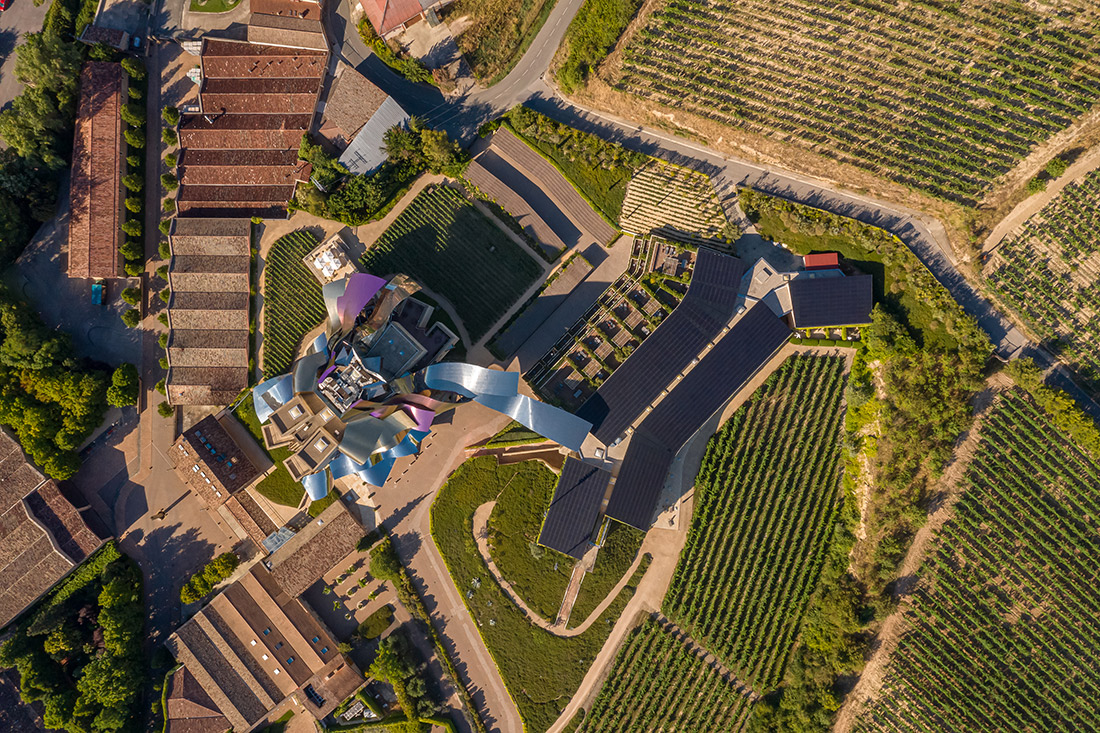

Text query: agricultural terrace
(854, 388), (1100, 732)
(360, 185), (542, 342)
(986, 169), (1100, 395)
(616, 0), (1100, 205)
(262, 230), (325, 379)
(502, 106), (646, 222)
(430, 456), (649, 732)
(665, 355), (847, 693)
(576, 616), (753, 732)
(620, 161), (736, 245)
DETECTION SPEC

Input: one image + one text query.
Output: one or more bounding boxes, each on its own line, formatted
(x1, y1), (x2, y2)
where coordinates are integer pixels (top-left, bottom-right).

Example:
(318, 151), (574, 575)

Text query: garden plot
(986, 169), (1100, 394)
(620, 161), (734, 245)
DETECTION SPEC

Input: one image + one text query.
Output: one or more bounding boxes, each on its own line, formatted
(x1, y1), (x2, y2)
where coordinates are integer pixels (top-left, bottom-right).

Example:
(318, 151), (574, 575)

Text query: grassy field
(568, 521), (643, 627)
(615, 0), (1100, 206)
(452, 0), (557, 83)
(855, 387), (1100, 731)
(484, 458), (574, 620)
(262, 230), (325, 379)
(430, 456), (648, 732)
(577, 615), (753, 731)
(986, 169), (1100, 396)
(360, 185), (541, 342)
(665, 355), (847, 693)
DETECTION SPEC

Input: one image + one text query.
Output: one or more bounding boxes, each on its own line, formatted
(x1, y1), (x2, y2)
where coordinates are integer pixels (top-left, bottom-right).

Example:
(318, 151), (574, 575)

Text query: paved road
(0, 0), (49, 114)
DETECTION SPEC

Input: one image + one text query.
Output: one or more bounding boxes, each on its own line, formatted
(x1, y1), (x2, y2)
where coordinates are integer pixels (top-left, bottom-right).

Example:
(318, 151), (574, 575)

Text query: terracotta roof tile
(68, 62), (123, 279)
(322, 63), (389, 139)
(182, 149), (299, 167)
(268, 502), (362, 597)
(178, 185), (297, 203)
(180, 164), (305, 186)
(202, 38), (325, 57)
(361, 0), (423, 35)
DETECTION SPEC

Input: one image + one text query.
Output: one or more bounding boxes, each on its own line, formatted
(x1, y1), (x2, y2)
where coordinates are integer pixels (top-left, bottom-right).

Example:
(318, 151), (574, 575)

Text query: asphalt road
(0, 0), (49, 115)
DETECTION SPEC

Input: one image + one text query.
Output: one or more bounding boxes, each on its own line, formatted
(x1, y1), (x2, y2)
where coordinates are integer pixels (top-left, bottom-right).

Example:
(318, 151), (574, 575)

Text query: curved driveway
(321, 2), (1100, 729)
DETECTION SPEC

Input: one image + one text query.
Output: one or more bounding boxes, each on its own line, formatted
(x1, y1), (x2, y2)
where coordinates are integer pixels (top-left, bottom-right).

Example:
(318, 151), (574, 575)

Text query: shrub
(158, 288), (171, 304)
(160, 173), (178, 191)
(1045, 156), (1069, 179)
(122, 173), (143, 192)
(157, 332), (168, 348)
(162, 128), (178, 146)
(121, 57), (145, 79)
(159, 220), (172, 235)
(157, 313), (169, 327)
(164, 152), (177, 168)
(120, 238), (144, 260)
(127, 154), (141, 168)
(156, 264), (168, 279)
(158, 240), (171, 259)
(120, 287), (141, 306)
(158, 356), (169, 370)
(356, 604), (395, 639)
(127, 85), (142, 100)
(157, 401), (174, 418)
(121, 308), (141, 327)
(106, 363), (139, 407)
(1026, 177), (1047, 194)
(124, 196), (143, 213)
(124, 261), (144, 277)
(124, 129), (145, 148)
(180, 552), (239, 603)
(155, 378), (166, 395)
(122, 219), (142, 237)
(162, 106), (180, 126)
(162, 197), (176, 213)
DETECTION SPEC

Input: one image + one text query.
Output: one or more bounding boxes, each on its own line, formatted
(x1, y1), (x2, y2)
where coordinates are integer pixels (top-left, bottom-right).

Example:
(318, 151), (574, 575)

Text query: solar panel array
(788, 274), (873, 328)
(538, 458), (613, 559)
(578, 249), (747, 444)
(607, 304), (792, 529)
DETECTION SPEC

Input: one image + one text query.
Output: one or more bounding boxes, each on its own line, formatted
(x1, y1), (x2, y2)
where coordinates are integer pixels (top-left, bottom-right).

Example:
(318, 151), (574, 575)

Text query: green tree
(160, 173), (178, 191)
(161, 198), (175, 213)
(420, 128), (468, 176)
(124, 129), (145, 148)
(119, 287), (141, 306)
(121, 220), (141, 237)
(1026, 176), (1046, 194)
(383, 124), (422, 164)
(42, 623), (81, 659)
(162, 128), (178, 146)
(0, 33), (82, 168)
(120, 309), (140, 328)
(157, 401), (173, 418)
(158, 288), (170, 303)
(122, 174), (143, 192)
(119, 103), (144, 126)
(119, 239), (143, 260)
(162, 106), (180, 126)
(106, 363), (139, 407)
(120, 57), (145, 80)
(124, 197), (142, 213)
(1045, 156), (1068, 178)
(164, 152), (177, 168)
(158, 240), (171, 259)
(123, 261), (143, 277)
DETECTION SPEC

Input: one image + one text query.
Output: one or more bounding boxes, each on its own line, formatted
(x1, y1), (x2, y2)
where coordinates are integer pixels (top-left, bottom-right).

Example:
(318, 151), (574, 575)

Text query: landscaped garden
(430, 456), (649, 732)
(567, 521), (643, 627)
(234, 392), (303, 509)
(360, 185), (542, 342)
(262, 230), (325, 379)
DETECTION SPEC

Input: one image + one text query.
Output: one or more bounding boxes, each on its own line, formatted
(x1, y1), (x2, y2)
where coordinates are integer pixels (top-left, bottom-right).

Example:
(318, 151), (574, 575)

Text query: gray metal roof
(338, 97), (410, 175)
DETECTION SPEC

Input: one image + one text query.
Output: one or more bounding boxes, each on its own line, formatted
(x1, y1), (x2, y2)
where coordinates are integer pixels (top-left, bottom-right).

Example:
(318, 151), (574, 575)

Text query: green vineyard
(987, 169), (1100, 396)
(577, 616), (753, 732)
(261, 230), (325, 379)
(856, 388), (1100, 731)
(664, 354), (847, 691)
(360, 185), (542, 342)
(617, 0), (1100, 205)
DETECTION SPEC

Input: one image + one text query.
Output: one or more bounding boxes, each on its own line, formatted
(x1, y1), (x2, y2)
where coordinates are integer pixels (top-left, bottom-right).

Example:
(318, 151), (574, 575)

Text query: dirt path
(471, 501), (650, 636)
(832, 376), (1007, 733)
(981, 144), (1100, 256)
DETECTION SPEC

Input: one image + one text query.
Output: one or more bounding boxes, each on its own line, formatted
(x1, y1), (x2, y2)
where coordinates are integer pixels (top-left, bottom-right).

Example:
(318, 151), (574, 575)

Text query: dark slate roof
(538, 458), (611, 559)
(606, 304), (791, 530)
(788, 274), (873, 328)
(578, 249), (746, 444)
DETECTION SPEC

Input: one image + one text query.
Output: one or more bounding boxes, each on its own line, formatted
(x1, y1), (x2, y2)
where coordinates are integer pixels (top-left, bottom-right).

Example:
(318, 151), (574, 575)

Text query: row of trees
(179, 552), (239, 604)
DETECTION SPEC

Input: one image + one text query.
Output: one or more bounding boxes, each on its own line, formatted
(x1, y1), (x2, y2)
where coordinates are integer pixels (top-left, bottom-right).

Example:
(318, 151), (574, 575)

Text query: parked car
(91, 279), (106, 305)
(0, 0), (8, 12)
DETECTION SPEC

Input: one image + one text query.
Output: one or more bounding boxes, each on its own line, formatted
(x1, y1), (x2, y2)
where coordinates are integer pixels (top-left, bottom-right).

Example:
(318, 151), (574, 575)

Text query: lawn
(430, 456), (648, 732)
(262, 230), (326, 379)
(189, 0), (240, 12)
(484, 459), (573, 620)
(360, 185), (542, 342)
(484, 420), (547, 448)
(234, 393), (304, 508)
(567, 520), (643, 628)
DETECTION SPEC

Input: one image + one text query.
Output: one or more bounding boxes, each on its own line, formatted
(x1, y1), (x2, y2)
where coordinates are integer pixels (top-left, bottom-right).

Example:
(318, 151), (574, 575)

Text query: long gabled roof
(361, 0), (424, 35)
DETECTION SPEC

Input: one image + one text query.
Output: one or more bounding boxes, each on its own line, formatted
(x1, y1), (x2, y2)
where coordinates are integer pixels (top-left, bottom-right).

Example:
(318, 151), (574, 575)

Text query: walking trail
(832, 376), (1007, 733)
(471, 501), (649, 637)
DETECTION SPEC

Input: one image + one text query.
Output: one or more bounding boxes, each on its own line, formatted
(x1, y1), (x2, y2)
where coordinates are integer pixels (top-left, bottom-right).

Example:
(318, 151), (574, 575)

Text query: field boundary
(833, 375), (1007, 733)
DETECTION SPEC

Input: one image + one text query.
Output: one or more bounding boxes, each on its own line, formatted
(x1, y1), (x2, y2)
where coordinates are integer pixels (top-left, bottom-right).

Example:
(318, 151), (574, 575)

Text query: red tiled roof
(803, 252), (840, 270)
(178, 185), (297, 202)
(165, 667), (230, 733)
(201, 93), (318, 115)
(24, 481), (104, 562)
(361, 0), (424, 35)
(202, 38), (326, 57)
(202, 54), (326, 79)
(179, 165), (306, 186)
(182, 149), (299, 166)
(68, 62), (123, 280)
